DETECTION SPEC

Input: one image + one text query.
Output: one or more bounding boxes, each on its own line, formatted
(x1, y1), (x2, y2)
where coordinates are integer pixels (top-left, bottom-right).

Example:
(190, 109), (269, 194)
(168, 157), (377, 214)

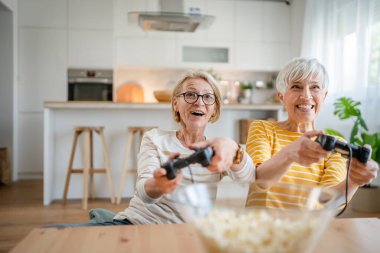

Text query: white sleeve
(134, 132), (163, 204)
(225, 151), (256, 182)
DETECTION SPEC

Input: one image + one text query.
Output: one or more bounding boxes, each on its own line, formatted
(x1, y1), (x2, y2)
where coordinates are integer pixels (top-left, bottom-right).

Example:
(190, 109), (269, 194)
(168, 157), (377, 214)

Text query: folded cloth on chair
(88, 208), (116, 224)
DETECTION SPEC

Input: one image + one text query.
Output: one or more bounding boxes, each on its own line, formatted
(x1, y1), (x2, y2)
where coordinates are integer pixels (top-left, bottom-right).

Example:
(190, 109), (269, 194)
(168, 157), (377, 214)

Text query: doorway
(0, 2), (14, 182)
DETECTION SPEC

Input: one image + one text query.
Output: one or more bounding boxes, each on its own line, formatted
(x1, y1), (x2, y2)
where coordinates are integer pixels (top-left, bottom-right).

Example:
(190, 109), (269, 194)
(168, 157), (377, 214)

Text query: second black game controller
(315, 134), (371, 163)
(161, 147), (214, 180)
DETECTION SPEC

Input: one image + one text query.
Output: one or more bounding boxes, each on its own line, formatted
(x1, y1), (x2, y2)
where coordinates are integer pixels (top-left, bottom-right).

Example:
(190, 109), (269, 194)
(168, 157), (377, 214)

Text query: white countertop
(44, 101), (283, 111)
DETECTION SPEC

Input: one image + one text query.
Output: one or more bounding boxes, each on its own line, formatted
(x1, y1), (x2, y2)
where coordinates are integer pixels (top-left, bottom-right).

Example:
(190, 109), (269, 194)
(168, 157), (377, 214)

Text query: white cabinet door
(68, 0), (113, 29)
(67, 0), (113, 68)
(115, 37), (177, 67)
(19, 28), (67, 112)
(177, 40), (233, 69)
(114, 0), (147, 37)
(235, 0), (290, 43)
(19, 0), (67, 28)
(206, 0), (234, 41)
(235, 42), (289, 71)
(18, 113), (44, 178)
(68, 29), (113, 68)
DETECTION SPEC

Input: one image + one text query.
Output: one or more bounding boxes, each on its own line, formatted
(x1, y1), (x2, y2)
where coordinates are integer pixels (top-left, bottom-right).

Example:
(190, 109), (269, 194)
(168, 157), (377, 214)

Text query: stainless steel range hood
(128, 0), (215, 32)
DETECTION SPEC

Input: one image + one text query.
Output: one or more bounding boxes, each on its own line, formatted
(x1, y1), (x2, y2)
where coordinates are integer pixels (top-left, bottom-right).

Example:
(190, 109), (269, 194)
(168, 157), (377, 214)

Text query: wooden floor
(0, 180), (128, 253)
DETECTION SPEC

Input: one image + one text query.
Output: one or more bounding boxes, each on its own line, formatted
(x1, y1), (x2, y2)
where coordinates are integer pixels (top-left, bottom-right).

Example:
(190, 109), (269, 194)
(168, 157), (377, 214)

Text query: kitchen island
(44, 101), (284, 205)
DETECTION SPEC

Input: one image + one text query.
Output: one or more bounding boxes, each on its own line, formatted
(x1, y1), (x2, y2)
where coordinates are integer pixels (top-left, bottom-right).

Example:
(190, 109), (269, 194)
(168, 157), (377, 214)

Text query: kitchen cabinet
(113, 0), (292, 71)
(18, 0), (67, 28)
(68, 0), (113, 30)
(68, 29), (113, 68)
(205, 1), (235, 41)
(68, 0), (113, 68)
(17, 0), (114, 180)
(115, 37), (177, 67)
(235, 41), (290, 71)
(19, 28), (67, 112)
(235, 1), (290, 43)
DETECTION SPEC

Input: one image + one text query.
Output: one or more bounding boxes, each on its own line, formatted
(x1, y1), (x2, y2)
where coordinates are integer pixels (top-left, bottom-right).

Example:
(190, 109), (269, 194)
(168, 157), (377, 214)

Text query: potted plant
(325, 97), (380, 212)
(239, 82), (253, 104)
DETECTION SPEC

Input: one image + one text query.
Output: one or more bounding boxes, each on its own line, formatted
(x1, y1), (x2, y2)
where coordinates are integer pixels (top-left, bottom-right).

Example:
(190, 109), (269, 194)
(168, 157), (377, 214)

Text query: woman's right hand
(144, 153), (183, 199)
(283, 130), (329, 165)
(152, 168), (183, 194)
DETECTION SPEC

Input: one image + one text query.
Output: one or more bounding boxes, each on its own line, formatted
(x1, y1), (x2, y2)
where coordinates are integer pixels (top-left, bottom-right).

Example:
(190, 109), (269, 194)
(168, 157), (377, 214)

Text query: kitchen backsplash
(114, 67), (277, 104)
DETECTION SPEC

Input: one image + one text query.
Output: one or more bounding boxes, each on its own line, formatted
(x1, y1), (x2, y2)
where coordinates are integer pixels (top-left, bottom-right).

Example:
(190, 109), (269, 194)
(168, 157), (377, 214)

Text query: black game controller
(161, 147), (214, 180)
(315, 134), (371, 163)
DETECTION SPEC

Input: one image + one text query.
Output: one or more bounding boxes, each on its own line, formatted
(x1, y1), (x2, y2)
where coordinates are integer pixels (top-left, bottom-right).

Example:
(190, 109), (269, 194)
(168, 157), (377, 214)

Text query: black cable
(336, 145), (353, 216)
(187, 165), (194, 184)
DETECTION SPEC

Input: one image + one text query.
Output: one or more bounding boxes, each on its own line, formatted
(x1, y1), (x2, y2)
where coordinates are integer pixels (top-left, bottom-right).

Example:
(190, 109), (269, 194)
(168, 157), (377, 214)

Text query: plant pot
(351, 185), (380, 212)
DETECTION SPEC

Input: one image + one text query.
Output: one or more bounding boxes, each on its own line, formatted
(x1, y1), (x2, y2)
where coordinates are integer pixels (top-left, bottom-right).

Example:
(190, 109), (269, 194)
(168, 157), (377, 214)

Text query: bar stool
(116, 126), (155, 204)
(62, 126), (115, 210)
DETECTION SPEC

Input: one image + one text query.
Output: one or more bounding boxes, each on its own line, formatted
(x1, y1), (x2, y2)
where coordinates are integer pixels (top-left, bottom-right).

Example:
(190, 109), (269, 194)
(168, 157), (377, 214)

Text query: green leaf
(361, 133), (380, 163)
(333, 97), (361, 120)
(358, 115), (369, 131)
(325, 128), (345, 138)
(350, 120), (360, 144)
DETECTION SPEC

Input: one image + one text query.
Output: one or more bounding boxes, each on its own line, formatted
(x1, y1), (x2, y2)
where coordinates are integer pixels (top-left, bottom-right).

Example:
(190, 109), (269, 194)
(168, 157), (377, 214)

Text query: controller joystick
(315, 134), (371, 163)
(161, 147), (214, 180)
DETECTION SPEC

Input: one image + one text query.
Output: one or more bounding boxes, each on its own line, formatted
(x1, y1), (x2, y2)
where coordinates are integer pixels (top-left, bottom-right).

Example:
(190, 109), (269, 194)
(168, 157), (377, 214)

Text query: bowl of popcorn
(169, 181), (341, 253)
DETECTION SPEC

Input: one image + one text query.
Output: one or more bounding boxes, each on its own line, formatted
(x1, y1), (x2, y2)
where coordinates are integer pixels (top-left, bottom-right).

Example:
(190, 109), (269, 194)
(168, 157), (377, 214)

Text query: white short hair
(276, 57), (329, 94)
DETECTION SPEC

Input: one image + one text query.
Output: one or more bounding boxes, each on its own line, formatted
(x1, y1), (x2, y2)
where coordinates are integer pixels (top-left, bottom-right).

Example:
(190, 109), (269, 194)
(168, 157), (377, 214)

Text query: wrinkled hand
(349, 146), (379, 186)
(152, 153), (183, 194)
(284, 130), (329, 166)
(152, 168), (183, 194)
(189, 137), (239, 173)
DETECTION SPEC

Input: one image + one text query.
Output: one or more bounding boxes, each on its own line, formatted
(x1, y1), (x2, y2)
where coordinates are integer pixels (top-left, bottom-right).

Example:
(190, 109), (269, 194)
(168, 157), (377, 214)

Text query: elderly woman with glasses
(107, 69), (255, 225)
(245, 58), (378, 211)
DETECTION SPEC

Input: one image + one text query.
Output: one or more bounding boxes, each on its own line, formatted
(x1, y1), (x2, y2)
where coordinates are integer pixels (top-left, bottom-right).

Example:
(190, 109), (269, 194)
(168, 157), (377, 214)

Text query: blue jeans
(46, 219), (133, 228)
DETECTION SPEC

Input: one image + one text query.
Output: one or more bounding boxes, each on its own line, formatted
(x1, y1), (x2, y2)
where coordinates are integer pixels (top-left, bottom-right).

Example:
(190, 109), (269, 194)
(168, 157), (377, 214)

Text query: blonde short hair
(171, 70), (222, 123)
(276, 57), (329, 94)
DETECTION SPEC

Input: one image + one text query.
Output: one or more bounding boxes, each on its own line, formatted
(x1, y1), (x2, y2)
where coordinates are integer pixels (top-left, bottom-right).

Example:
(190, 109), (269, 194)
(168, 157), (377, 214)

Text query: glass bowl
(169, 180), (341, 253)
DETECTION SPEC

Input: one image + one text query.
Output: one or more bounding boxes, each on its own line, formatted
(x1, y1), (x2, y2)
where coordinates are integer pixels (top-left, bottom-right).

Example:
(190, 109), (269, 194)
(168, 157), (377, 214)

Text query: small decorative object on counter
(116, 82), (144, 103)
(239, 81), (253, 104)
(153, 90), (171, 102)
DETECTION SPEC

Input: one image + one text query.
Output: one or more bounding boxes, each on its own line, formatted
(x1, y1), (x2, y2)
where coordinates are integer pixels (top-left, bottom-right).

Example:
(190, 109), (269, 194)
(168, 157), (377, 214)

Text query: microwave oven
(68, 69), (113, 101)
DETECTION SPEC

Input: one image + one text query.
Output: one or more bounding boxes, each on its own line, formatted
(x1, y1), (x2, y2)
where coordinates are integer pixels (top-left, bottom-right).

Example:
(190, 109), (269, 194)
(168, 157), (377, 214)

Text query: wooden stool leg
(99, 130), (115, 204)
(89, 130), (95, 200)
(116, 130), (134, 204)
(82, 129), (90, 210)
(62, 130), (80, 205)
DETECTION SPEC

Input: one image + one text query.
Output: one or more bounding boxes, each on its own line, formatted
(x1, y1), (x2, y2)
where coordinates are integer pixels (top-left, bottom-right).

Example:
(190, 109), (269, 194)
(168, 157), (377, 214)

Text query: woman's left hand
(349, 158), (379, 186)
(189, 137), (239, 173)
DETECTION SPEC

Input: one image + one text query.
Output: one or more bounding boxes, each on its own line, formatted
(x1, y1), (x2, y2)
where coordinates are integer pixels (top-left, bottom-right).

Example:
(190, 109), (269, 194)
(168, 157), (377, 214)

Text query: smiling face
(172, 78), (216, 130)
(278, 77), (328, 125)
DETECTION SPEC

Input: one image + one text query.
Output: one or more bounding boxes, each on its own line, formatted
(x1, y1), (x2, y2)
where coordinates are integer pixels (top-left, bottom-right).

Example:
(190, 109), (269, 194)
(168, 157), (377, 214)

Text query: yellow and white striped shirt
(245, 120), (346, 208)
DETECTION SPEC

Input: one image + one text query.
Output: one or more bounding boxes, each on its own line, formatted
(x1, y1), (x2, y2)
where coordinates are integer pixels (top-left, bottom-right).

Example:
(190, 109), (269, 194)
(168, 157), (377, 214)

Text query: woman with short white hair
(245, 57), (378, 210)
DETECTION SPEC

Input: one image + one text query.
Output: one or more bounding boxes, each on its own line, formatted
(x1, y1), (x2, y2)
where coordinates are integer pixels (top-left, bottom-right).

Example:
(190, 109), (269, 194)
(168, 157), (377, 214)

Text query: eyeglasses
(177, 91), (216, 105)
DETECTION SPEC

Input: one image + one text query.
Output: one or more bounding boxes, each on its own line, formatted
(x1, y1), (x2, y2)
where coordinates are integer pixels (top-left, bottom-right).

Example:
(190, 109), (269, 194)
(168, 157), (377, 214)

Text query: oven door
(68, 79), (113, 101)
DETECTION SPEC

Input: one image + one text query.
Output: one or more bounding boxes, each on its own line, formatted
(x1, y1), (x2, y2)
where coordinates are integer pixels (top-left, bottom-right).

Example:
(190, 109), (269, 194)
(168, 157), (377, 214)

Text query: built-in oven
(68, 69), (113, 101)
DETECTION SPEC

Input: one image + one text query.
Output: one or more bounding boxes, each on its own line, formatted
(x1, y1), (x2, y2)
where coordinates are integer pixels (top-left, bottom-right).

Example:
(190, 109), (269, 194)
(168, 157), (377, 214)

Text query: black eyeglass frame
(177, 91), (216, 105)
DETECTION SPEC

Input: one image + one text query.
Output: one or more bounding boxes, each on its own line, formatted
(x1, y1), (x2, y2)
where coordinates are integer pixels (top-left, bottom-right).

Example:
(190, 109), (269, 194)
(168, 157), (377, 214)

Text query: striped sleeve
(320, 152), (347, 186)
(246, 120), (272, 166)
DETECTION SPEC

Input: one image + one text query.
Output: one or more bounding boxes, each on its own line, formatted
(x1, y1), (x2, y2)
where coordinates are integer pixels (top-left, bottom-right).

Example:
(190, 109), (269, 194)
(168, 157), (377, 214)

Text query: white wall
(289, 0), (306, 57)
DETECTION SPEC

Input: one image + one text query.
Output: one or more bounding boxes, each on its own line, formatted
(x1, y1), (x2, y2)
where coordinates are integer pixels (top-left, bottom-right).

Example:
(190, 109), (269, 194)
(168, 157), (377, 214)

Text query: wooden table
(10, 218), (380, 253)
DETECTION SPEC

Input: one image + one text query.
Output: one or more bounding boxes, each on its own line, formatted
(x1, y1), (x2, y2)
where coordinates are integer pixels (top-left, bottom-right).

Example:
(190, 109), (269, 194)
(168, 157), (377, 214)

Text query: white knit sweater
(114, 128), (255, 224)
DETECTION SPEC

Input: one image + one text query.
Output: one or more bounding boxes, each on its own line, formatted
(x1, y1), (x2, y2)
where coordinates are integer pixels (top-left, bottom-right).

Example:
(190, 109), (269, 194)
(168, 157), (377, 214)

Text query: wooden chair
(116, 126), (155, 204)
(62, 126), (115, 210)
